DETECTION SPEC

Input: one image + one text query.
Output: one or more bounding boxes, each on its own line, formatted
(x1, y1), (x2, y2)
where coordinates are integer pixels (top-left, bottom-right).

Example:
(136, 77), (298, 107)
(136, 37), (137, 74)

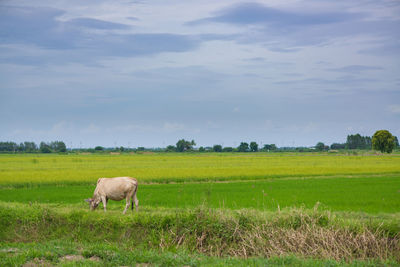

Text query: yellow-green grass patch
(1, 153), (400, 186)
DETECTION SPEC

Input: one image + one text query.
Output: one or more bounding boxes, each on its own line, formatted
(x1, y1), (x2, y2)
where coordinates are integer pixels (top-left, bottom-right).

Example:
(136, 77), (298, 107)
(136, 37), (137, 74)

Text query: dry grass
(233, 221), (399, 261)
(166, 208), (400, 262)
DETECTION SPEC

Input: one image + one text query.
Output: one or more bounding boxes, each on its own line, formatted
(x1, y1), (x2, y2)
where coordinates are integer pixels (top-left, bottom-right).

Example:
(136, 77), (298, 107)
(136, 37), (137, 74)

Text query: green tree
(222, 147), (233, 152)
(95, 146), (104, 151)
(50, 141), (67, 152)
(213, 145), (222, 152)
(40, 142), (52, 153)
(23, 142), (38, 152)
(315, 142), (325, 151)
(346, 134), (371, 149)
(166, 145), (176, 152)
(330, 143), (346, 150)
(237, 142), (249, 152)
(250, 141), (258, 152)
(372, 130), (395, 153)
(0, 142), (18, 152)
(263, 144), (277, 151)
(176, 139), (196, 152)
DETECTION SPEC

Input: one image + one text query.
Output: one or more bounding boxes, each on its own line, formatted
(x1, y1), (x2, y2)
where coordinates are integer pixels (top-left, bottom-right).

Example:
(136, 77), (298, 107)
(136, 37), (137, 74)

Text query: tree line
(328, 134), (372, 150)
(1, 130), (398, 153)
(165, 140), (277, 153)
(0, 141), (66, 153)
(317, 133), (398, 152)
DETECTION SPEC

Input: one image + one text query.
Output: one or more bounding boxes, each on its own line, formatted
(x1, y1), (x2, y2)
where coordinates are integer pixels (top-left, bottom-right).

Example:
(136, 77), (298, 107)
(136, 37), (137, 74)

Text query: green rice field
(1, 152), (400, 185)
(1, 176), (399, 213)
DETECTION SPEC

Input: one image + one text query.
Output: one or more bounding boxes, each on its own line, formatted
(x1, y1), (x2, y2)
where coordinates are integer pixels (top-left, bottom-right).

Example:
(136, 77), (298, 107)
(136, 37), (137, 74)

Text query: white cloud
(80, 123), (100, 134)
(163, 122), (186, 133)
(388, 105), (400, 114)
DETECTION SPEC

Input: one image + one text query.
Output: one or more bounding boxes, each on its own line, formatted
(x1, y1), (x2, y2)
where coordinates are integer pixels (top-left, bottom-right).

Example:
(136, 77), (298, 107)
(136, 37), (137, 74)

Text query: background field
(1, 152), (400, 186)
(1, 152), (400, 266)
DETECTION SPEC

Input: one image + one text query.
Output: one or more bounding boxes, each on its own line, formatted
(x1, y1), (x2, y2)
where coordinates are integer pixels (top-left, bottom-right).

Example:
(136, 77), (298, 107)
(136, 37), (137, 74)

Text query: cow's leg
(133, 192), (139, 212)
(123, 194), (132, 214)
(101, 196), (107, 212)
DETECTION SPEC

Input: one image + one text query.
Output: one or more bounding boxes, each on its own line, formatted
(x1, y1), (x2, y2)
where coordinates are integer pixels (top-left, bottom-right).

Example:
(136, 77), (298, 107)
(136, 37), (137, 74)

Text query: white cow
(85, 177), (139, 214)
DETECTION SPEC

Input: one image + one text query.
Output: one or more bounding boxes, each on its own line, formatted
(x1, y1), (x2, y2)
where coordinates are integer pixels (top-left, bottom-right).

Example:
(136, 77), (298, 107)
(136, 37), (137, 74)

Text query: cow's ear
(84, 198), (92, 203)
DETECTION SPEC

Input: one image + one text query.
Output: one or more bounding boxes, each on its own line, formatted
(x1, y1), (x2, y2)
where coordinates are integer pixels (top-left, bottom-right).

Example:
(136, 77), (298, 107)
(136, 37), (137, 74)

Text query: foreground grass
(1, 202), (399, 266)
(1, 176), (399, 213)
(1, 153), (400, 186)
(2, 241), (397, 267)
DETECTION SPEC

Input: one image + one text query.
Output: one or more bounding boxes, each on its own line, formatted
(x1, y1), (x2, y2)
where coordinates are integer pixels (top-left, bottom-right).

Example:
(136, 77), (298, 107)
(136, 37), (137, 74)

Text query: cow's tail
(131, 182), (138, 211)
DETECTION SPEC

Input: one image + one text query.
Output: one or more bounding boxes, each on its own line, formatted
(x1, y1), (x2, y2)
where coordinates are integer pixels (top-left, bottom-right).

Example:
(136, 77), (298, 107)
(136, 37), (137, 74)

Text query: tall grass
(0, 202), (399, 262)
(1, 153), (400, 186)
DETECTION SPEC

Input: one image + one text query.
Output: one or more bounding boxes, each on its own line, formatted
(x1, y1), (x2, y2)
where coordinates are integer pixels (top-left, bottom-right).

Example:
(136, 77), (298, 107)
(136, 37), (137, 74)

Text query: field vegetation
(1, 152), (400, 186)
(1, 152), (400, 266)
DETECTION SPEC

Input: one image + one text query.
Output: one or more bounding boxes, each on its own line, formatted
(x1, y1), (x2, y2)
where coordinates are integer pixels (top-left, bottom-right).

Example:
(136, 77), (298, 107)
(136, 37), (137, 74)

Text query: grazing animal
(85, 177), (139, 214)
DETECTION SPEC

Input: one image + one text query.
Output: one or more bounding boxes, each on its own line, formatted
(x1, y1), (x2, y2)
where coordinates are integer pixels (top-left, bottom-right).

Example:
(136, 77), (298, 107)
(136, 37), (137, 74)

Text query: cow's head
(84, 198), (100, 210)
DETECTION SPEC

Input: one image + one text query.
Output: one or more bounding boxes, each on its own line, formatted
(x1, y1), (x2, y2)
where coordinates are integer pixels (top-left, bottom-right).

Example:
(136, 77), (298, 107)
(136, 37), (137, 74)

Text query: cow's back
(96, 177), (137, 201)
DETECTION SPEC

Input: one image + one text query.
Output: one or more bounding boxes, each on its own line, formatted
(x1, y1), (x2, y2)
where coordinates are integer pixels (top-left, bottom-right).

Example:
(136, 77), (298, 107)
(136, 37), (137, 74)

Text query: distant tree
(213, 145), (222, 152)
(237, 142), (249, 152)
(176, 139), (196, 152)
(198, 146), (205, 152)
(346, 134), (371, 149)
(190, 140), (196, 149)
(95, 146), (104, 151)
(23, 142), (38, 152)
(17, 143), (24, 152)
(250, 141), (258, 152)
(0, 142), (18, 152)
(365, 136), (372, 149)
(330, 143), (346, 150)
(372, 130), (395, 153)
(296, 147), (312, 152)
(50, 141), (66, 152)
(315, 142), (325, 151)
(263, 144), (277, 151)
(166, 145), (176, 152)
(40, 142), (52, 153)
(222, 147), (234, 152)
(176, 140), (185, 152)
(394, 136), (399, 148)
(137, 147), (145, 151)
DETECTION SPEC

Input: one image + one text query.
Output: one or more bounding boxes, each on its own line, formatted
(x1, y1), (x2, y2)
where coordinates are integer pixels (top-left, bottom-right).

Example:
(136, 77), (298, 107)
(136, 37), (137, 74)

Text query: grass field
(1, 152), (400, 186)
(1, 152), (400, 266)
(1, 176), (399, 213)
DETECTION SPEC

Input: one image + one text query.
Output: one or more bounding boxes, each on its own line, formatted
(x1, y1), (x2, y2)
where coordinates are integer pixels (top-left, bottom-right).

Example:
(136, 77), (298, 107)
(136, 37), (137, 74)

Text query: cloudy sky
(1, 0), (399, 148)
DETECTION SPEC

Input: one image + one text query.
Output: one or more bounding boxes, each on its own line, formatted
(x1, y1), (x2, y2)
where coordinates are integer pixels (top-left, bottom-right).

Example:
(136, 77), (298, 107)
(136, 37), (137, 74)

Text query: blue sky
(1, 0), (399, 148)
